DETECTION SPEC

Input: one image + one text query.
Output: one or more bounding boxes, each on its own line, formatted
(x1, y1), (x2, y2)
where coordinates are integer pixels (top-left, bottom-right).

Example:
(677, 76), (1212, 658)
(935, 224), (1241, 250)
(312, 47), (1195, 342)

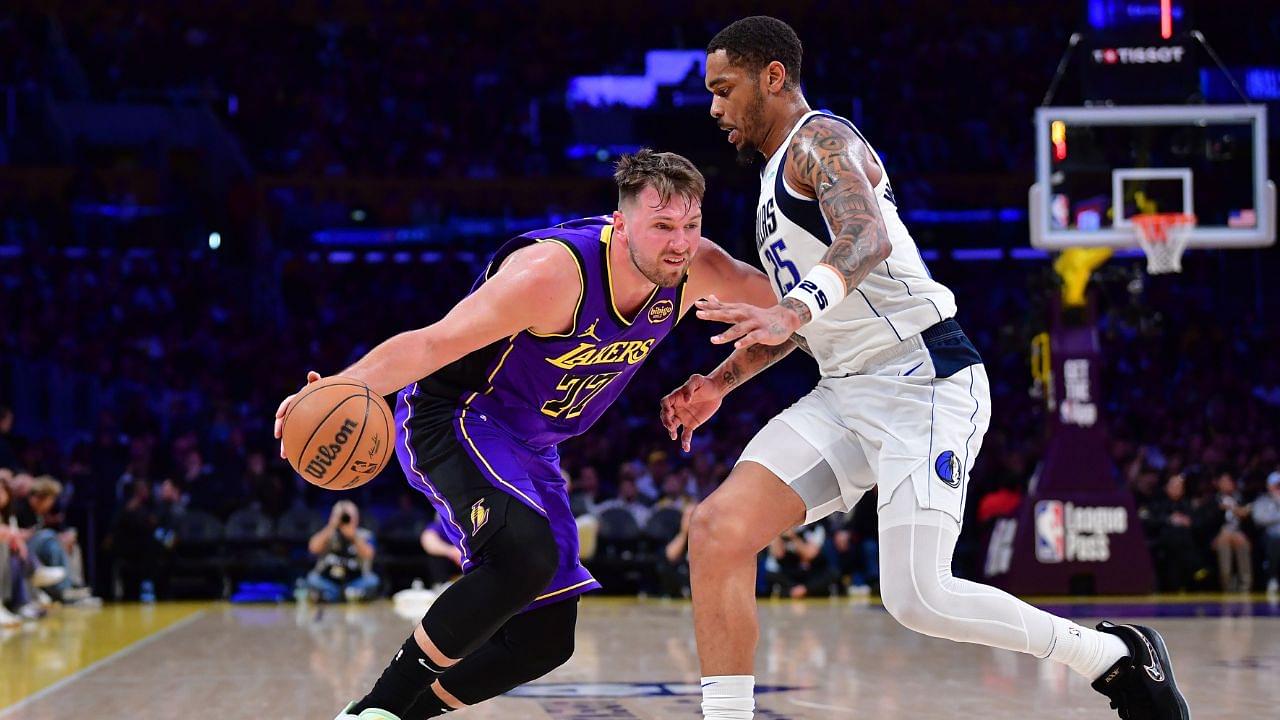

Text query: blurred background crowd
(1, 0), (1278, 623)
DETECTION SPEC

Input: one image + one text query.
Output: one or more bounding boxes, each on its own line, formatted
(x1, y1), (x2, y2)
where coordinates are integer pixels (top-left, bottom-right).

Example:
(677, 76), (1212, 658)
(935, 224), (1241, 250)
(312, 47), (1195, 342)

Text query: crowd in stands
(0, 458), (100, 627)
(1, 2), (1270, 251)
(4, 2), (1081, 178)
(1, 239), (1277, 617)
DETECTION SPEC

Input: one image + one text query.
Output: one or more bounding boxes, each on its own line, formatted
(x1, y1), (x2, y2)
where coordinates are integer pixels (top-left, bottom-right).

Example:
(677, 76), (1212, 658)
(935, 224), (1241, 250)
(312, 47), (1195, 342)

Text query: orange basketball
(281, 376), (395, 490)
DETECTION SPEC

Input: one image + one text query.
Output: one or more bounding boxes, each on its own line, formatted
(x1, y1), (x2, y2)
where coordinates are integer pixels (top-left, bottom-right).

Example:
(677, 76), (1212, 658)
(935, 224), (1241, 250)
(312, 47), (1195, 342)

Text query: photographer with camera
(306, 500), (379, 602)
(763, 522), (840, 599)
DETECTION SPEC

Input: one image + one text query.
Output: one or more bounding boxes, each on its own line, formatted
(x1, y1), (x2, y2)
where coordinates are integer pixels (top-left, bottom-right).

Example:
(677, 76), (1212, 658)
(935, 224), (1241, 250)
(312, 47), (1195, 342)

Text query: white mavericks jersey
(756, 110), (957, 377)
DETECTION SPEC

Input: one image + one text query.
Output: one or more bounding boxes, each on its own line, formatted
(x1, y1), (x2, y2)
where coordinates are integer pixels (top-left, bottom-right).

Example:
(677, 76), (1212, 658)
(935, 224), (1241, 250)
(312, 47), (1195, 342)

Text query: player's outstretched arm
(660, 326), (796, 451)
(273, 243), (580, 449)
(681, 236), (814, 357)
(661, 240), (811, 449)
(682, 237), (778, 313)
(336, 243), (580, 395)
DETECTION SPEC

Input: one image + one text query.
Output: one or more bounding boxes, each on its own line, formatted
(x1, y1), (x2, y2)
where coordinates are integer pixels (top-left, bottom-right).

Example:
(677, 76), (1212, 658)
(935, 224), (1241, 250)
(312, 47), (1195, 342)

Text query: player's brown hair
(614, 149), (706, 210)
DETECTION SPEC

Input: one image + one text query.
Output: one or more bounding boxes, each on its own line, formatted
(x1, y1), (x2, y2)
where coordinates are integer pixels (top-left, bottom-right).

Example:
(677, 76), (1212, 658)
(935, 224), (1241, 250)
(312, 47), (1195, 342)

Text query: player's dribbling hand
(274, 370), (323, 458)
(695, 295), (802, 349)
(660, 373), (723, 452)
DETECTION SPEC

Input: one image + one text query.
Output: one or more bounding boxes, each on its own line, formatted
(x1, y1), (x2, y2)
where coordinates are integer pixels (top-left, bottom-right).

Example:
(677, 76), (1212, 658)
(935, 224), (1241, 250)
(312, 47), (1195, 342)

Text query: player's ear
(611, 209), (626, 236)
(765, 60), (787, 94)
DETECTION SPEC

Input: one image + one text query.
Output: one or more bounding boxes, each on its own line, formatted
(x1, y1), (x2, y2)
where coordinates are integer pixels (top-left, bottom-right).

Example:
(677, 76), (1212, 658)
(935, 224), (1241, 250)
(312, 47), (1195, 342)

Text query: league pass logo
(1035, 500), (1129, 563)
(647, 300), (674, 324)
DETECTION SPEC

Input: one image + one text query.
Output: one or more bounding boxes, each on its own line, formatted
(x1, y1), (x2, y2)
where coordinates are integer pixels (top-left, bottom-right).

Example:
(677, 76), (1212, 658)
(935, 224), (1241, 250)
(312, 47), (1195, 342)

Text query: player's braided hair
(614, 149), (705, 209)
(707, 16), (803, 89)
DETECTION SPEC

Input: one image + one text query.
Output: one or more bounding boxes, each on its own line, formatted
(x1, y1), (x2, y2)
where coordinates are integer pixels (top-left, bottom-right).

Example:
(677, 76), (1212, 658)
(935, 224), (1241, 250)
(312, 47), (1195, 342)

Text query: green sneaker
(333, 701), (402, 720)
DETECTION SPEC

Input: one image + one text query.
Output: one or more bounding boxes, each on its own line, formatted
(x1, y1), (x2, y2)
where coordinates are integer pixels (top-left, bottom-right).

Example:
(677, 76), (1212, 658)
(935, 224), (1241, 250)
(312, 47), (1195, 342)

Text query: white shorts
(738, 326), (992, 530)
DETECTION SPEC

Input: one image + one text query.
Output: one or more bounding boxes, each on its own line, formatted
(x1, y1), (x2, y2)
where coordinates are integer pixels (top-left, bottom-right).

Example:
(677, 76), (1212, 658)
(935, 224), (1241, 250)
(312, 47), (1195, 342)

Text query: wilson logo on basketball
(304, 418), (360, 480)
(647, 300), (674, 324)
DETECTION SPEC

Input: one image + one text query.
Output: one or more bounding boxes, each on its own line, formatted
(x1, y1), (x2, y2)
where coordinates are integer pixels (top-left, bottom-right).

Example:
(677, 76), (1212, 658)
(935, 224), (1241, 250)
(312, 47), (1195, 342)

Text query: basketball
(281, 376), (395, 490)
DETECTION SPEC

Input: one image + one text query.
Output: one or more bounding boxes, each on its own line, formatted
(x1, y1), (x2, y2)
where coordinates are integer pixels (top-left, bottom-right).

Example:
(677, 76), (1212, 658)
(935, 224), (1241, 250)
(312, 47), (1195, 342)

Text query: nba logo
(1051, 193), (1069, 230)
(1035, 501), (1065, 563)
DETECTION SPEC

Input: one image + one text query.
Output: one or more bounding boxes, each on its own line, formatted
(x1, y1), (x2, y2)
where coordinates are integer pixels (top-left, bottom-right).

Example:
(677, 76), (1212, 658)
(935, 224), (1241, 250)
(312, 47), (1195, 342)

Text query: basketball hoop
(1132, 213), (1196, 274)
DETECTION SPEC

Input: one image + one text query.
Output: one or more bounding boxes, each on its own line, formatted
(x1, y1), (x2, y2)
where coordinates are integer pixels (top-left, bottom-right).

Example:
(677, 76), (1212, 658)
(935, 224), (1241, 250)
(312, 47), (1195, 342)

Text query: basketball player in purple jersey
(273, 150), (780, 720)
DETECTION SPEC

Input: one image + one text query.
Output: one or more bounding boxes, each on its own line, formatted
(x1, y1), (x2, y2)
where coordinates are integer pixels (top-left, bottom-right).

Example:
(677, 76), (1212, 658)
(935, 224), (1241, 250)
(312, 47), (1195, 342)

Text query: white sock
(1042, 618), (1130, 680)
(701, 675), (754, 720)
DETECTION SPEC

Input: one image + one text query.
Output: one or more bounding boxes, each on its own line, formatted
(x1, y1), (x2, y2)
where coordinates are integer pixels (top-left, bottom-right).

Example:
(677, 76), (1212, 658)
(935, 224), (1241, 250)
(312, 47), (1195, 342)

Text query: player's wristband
(783, 264), (847, 322)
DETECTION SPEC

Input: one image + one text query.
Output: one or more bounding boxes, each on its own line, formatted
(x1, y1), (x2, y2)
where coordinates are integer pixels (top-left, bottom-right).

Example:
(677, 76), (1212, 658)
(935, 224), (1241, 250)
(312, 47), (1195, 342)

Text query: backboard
(1030, 104), (1274, 249)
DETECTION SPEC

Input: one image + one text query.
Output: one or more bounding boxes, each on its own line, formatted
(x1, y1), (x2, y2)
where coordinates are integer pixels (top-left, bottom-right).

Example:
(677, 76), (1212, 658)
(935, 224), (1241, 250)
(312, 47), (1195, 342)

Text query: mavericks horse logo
(934, 450), (962, 488)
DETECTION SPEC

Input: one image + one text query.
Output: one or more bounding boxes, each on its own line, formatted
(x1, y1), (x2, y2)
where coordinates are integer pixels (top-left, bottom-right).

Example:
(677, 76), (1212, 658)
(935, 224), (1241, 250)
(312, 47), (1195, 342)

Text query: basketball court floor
(2, 596), (1277, 719)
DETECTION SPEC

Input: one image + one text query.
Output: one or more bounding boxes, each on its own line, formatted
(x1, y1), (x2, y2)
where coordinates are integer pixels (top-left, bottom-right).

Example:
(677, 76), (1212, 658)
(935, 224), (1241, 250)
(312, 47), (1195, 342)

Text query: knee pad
(476, 495), (560, 595)
(519, 598), (578, 675)
(419, 498), (562, 659)
(542, 615), (577, 670)
(434, 598), (580, 708)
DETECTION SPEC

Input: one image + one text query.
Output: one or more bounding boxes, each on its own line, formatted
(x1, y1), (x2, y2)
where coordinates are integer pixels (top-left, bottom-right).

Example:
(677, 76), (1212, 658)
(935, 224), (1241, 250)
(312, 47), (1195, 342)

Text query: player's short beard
(735, 83), (767, 167)
(629, 241), (684, 288)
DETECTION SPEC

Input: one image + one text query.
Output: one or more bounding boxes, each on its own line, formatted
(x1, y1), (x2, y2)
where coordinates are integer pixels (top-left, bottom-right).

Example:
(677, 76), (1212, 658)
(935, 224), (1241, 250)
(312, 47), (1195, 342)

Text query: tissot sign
(1091, 45), (1187, 65)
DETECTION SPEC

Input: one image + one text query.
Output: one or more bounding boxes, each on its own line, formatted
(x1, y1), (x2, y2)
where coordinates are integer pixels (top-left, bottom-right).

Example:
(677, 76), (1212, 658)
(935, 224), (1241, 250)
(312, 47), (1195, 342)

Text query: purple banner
(983, 323), (1155, 594)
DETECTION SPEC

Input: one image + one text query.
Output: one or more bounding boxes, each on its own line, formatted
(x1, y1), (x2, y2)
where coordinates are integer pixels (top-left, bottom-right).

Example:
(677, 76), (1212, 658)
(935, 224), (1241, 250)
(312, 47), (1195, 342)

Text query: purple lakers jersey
(414, 216), (685, 448)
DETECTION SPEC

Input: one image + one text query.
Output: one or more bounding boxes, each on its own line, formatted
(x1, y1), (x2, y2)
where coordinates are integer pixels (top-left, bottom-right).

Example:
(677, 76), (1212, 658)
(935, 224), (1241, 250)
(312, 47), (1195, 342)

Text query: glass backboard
(1030, 105), (1274, 248)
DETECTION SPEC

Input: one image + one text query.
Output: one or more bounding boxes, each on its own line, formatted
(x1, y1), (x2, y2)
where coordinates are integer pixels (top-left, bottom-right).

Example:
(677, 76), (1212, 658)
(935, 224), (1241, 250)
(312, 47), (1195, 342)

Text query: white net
(1133, 213), (1196, 275)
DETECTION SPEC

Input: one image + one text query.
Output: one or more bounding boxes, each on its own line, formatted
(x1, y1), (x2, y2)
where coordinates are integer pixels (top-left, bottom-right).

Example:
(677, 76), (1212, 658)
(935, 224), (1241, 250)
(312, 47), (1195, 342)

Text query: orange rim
(1133, 212), (1196, 243)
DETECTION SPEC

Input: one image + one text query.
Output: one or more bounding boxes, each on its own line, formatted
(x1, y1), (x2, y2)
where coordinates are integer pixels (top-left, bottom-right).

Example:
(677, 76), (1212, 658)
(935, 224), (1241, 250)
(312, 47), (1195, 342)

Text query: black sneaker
(1091, 621), (1191, 719)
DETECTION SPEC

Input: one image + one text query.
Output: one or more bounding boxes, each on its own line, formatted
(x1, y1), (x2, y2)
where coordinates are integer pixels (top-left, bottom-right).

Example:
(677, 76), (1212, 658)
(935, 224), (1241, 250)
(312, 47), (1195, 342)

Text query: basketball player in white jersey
(660, 16), (1189, 720)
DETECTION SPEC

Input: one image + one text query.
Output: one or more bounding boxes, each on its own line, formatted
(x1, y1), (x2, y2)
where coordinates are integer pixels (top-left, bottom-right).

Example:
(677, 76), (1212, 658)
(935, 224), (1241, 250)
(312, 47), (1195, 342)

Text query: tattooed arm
(706, 117), (893, 349)
(659, 338), (797, 451)
(710, 337), (797, 394)
(782, 116), (893, 318)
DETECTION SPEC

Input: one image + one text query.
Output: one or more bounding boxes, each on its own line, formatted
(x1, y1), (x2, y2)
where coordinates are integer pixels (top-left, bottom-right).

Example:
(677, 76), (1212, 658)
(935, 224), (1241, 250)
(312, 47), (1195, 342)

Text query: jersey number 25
(764, 238), (800, 295)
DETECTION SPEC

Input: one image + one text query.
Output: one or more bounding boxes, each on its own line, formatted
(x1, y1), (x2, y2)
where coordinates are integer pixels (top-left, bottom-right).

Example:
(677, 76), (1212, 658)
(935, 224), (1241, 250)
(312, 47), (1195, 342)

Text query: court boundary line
(0, 609), (206, 717)
(789, 697), (858, 714)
